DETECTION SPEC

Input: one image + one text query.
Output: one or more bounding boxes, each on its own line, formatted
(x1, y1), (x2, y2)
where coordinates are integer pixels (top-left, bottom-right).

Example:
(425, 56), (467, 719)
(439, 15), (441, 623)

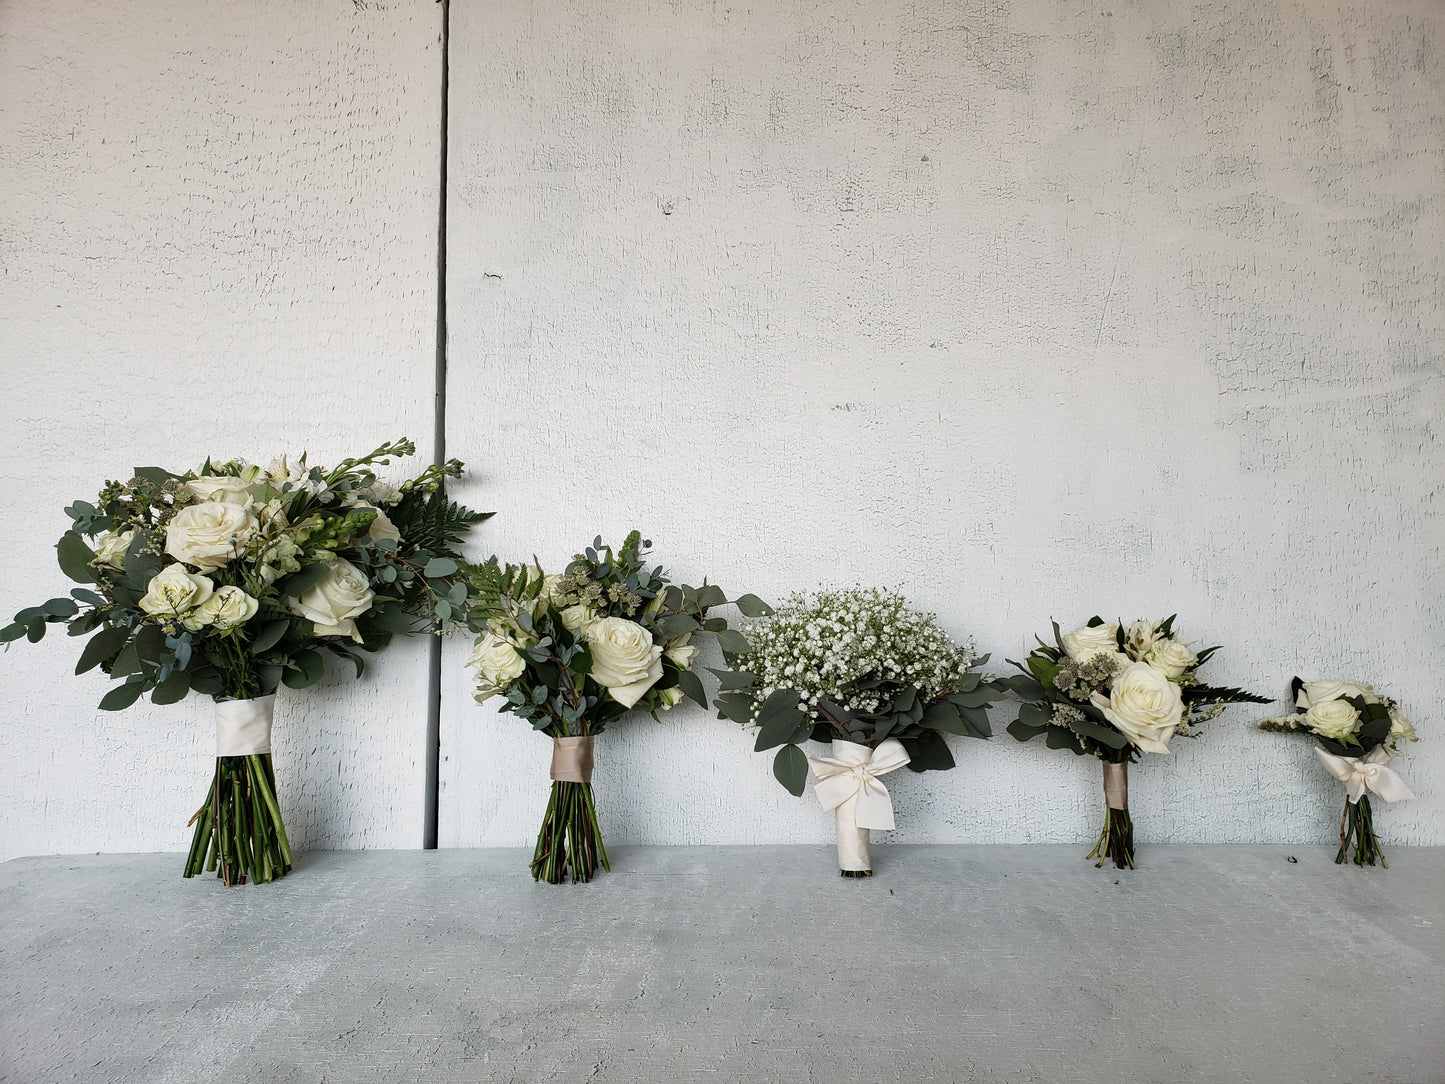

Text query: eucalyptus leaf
(281, 563), (331, 598)
(693, 584), (727, 611)
(249, 619), (291, 655)
(42, 598), (79, 619)
(715, 628), (750, 656)
(99, 681), (145, 711)
(425, 556), (458, 578)
(75, 626), (130, 675)
(676, 669), (707, 708)
(150, 671), (191, 705)
(732, 593), (773, 618)
(283, 650), (326, 689)
(772, 744), (809, 796)
(56, 533), (96, 584)
(753, 688), (805, 752)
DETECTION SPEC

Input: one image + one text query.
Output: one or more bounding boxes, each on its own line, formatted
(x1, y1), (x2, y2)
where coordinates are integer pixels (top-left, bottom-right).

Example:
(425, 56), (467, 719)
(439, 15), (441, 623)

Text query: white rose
(587, 617), (664, 709)
(1090, 661), (1185, 755)
(1388, 707), (1417, 745)
(92, 528), (136, 570)
(138, 564), (215, 622)
(664, 634), (699, 670)
(1061, 622), (1123, 663)
(286, 558), (374, 642)
(560, 604), (598, 636)
(1145, 637), (1198, 680)
(165, 502), (258, 571)
(183, 476), (255, 505)
(1303, 698), (1361, 742)
(467, 631), (527, 702)
(1296, 680), (1376, 711)
(186, 584), (260, 632)
(350, 501), (403, 545)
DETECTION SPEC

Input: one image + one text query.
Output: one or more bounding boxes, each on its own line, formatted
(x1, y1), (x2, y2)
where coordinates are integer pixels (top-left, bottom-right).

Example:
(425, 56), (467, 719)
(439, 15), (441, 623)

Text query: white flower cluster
(1263, 680), (1416, 748)
(742, 587), (977, 715)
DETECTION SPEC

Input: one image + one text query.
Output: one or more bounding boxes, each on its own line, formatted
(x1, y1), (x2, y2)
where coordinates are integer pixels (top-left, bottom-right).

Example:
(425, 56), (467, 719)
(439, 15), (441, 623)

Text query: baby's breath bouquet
(712, 587), (1003, 875)
(1261, 679), (1417, 867)
(464, 532), (768, 884)
(1006, 616), (1268, 869)
(3, 439), (490, 886)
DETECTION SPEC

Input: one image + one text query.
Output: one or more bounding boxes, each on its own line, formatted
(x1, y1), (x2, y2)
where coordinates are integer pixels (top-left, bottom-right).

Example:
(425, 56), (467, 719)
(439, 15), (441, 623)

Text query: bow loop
(1315, 745), (1416, 804)
(808, 738), (911, 830)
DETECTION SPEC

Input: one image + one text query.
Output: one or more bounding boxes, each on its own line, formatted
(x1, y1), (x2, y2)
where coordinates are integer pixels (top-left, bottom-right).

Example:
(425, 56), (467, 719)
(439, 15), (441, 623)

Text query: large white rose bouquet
(3, 439), (491, 886)
(711, 587), (1004, 876)
(464, 531), (767, 884)
(1260, 678), (1417, 867)
(1005, 616), (1267, 868)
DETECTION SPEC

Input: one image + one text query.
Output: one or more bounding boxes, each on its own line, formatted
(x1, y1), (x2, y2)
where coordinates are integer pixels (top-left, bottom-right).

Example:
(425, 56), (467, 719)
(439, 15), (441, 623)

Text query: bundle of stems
(530, 779), (609, 884)
(1338, 795), (1387, 868)
(184, 754), (293, 886)
(1087, 806), (1135, 870)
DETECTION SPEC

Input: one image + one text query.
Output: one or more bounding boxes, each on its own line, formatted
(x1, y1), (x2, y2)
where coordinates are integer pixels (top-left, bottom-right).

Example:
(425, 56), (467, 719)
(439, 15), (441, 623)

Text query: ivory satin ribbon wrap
(550, 736), (595, 783)
(214, 695), (275, 756)
(1315, 746), (1415, 804)
(808, 738), (911, 871)
(1102, 762), (1128, 810)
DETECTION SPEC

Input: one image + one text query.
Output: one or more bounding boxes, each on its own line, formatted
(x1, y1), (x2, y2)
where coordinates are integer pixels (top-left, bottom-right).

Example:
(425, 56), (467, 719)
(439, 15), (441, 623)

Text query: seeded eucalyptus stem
(184, 754), (293, 886)
(530, 780), (609, 884)
(1337, 795), (1388, 868)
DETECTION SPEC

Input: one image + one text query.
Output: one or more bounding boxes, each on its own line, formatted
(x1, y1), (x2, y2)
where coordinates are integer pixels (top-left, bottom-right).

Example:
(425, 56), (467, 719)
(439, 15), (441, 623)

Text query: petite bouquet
(464, 532), (766, 884)
(3, 439), (490, 885)
(1260, 679), (1417, 866)
(1006, 616), (1268, 869)
(712, 587), (1002, 876)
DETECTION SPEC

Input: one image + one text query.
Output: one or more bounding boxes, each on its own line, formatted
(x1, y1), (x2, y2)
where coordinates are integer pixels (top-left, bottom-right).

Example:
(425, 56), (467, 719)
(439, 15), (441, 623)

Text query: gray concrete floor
(1, 846), (1442, 1084)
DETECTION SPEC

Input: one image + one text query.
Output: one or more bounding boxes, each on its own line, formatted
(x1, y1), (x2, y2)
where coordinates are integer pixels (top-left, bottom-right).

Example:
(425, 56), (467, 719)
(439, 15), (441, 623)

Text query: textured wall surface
(441, 0), (1443, 847)
(0, 0), (444, 860)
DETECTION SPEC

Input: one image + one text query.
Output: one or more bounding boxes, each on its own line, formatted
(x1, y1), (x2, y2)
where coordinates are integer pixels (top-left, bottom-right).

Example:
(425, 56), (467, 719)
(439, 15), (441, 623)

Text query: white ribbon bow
(1315, 746), (1415, 805)
(807, 738), (911, 830)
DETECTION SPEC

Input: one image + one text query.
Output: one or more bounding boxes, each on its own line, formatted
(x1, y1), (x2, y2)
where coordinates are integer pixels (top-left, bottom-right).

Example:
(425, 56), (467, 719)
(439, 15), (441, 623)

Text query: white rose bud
(286, 558), (374, 643)
(664, 634), (699, 670)
(92, 528), (136, 571)
(587, 617), (664, 709)
(165, 502), (258, 571)
(138, 564), (215, 622)
(1296, 680), (1376, 711)
(560, 604), (598, 636)
(1090, 661), (1185, 755)
(183, 476), (256, 505)
(1061, 622), (1124, 664)
(1388, 707), (1417, 745)
(1303, 698), (1361, 742)
(467, 631), (527, 702)
(1145, 637), (1198, 680)
(186, 584), (260, 632)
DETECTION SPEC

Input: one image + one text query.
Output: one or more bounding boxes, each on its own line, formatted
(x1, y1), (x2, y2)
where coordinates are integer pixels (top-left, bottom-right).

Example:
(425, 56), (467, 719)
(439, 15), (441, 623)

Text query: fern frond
(390, 489), (493, 558)
(1185, 683), (1272, 705)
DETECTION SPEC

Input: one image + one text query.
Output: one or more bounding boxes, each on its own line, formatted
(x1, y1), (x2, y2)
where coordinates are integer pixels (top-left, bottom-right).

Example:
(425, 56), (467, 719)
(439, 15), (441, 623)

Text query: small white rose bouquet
(3, 439), (490, 886)
(463, 531), (767, 884)
(1006, 616), (1268, 869)
(1261, 679), (1417, 867)
(711, 587), (1003, 876)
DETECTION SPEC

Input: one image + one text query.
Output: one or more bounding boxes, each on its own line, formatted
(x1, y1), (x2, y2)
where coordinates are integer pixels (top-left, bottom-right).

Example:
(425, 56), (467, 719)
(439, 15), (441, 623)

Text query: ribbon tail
(853, 775), (896, 830)
(1365, 767), (1416, 803)
(811, 772), (858, 814)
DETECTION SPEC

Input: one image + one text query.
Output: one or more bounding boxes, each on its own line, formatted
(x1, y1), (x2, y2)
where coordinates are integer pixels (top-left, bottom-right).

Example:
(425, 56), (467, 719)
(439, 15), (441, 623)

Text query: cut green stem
(1337, 795), (1388, 868)
(1086, 805), (1136, 870)
(183, 754), (293, 886)
(530, 780), (610, 884)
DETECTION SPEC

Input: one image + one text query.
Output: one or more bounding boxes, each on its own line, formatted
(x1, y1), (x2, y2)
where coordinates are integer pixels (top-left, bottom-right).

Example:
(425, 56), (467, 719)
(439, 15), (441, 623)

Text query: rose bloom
(1145, 637), (1198, 680)
(1061, 622), (1125, 664)
(1090, 661), (1185, 754)
(587, 617), (664, 709)
(92, 528), (136, 571)
(138, 564), (215, 622)
(1296, 680), (1376, 711)
(286, 558), (375, 642)
(183, 476), (256, 505)
(559, 604), (598, 635)
(185, 584), (260, 632)
(165, 502), (258, 571)
(468, 632), (527, 702)
(1303, 698), (1361, 742)
(1388, 707), (1417, 744)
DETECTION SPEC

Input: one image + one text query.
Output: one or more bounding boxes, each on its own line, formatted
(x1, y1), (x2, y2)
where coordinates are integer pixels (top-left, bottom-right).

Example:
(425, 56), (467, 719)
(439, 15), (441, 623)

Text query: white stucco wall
(440, 0), (1443, 848)
(2, 0), (1439, 862)
(0, 0), (444, 860)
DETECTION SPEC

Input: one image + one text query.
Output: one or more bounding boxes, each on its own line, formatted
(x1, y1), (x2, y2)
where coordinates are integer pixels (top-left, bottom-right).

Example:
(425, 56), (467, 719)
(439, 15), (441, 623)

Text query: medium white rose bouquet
(1005, 616), (1268, 869)
(3, 439), (491, 886)
(463, 531), (767, 884)
(1261, 678), (1417, 866)
(710, 587), (1004, 876)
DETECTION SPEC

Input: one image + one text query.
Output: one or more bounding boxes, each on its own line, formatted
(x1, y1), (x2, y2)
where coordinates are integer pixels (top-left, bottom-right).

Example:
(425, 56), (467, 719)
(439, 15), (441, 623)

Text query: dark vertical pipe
(423, 0), (451, 850)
